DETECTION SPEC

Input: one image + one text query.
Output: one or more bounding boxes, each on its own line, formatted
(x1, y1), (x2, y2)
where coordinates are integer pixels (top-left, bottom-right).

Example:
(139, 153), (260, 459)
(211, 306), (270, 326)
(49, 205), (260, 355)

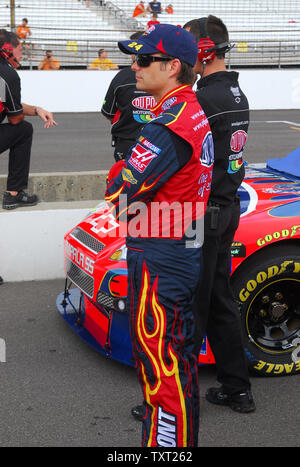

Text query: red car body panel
(58, 161), (300, 369)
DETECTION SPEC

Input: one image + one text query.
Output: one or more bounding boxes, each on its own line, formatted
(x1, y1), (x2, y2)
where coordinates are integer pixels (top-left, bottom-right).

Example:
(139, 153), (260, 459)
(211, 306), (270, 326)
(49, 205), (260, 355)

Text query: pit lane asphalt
(1, 109), (300, 448)
(0, 109), (299, 174)
(1, 280), (300, 448)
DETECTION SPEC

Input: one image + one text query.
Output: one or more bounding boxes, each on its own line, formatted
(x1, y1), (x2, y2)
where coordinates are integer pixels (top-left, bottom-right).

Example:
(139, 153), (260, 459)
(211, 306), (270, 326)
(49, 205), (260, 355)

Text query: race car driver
(0, 29), (57, 210)
(105, 24), (214, 447)
(101, 32), (156, 162)
(184, 16), (255, 413)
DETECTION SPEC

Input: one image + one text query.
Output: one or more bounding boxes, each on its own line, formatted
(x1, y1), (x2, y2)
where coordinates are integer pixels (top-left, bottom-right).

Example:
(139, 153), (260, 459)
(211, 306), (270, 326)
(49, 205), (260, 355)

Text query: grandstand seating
(0, 0), (133, 67)
(0, 0), (299, 68)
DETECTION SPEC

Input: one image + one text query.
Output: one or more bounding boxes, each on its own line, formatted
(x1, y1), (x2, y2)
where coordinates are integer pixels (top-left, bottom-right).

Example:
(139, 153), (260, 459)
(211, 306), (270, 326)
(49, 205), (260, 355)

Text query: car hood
(239, 164), (300, 219)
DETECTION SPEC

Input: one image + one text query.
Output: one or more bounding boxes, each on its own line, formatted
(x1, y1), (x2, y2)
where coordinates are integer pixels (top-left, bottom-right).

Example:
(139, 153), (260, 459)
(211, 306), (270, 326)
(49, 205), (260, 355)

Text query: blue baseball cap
(118, 24), (198, 66)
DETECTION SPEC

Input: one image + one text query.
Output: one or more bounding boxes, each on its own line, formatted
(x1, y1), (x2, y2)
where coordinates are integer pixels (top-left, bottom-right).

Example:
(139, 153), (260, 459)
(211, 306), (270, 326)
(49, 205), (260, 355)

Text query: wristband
(34, 107), (39, 116)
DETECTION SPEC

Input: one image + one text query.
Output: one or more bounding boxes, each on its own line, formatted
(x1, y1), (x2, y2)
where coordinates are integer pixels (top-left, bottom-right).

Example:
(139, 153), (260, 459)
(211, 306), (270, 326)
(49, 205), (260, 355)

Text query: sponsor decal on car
(65, 240), (95, 274)
(257, 225), (300, 246)
(264, 182), (300, 194)
(231, 241), (246, 257)
(88, 212), (120, 235)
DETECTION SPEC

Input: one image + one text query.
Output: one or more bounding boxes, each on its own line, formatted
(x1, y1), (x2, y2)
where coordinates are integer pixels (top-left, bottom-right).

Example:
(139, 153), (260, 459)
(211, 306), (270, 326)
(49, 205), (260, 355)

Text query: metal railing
(1, 0), (299, 69)
(16, 34), (300, 70)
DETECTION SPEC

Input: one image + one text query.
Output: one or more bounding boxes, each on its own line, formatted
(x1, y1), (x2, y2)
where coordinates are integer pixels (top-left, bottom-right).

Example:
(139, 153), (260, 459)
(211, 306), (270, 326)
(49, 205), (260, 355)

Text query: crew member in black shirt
(184, 16), (256, 413)
(101, 32), (155, 162)
(0, 29), (57, 210)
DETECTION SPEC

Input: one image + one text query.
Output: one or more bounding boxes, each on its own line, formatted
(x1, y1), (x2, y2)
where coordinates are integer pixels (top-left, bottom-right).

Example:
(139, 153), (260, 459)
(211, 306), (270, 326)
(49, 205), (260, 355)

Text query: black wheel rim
(245, 278), (300, 355)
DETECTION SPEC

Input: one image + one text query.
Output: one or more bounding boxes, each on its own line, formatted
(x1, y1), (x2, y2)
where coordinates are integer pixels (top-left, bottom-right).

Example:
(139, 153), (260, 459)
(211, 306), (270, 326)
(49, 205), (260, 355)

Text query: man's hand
(21, 103), (58, 128)
(35, 106), (58, 128)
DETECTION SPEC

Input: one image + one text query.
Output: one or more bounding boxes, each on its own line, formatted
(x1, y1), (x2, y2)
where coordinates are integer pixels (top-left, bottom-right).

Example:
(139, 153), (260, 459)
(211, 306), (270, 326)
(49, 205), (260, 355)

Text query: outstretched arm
(22, 103), (58, 128)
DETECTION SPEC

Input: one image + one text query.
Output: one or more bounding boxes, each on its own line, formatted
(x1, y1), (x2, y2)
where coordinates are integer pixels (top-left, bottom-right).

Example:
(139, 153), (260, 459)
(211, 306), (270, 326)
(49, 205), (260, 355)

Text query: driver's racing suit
(105, 84), (214, 447)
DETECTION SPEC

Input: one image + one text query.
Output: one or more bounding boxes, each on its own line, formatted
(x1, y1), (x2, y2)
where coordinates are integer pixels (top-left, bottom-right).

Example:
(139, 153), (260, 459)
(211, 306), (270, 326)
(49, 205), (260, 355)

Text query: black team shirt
(101, 66), (155, 142)
(0, 57), (23, 123)
(196, 71), (249, 205)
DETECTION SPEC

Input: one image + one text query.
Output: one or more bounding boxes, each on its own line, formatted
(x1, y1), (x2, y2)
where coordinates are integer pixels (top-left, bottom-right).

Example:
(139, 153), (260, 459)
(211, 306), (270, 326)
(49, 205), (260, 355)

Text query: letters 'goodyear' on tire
(232, 244), (300, 376)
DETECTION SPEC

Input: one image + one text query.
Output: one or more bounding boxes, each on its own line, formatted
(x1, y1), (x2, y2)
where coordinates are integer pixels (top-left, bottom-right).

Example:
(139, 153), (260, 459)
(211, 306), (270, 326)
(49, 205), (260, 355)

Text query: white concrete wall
(0, 206), (90, 281)
(18, 69), (300, 112)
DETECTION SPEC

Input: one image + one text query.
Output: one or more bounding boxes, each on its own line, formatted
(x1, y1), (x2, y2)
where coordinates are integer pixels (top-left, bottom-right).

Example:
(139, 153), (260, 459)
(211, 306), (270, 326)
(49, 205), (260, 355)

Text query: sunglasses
(134, 54), (173, 67)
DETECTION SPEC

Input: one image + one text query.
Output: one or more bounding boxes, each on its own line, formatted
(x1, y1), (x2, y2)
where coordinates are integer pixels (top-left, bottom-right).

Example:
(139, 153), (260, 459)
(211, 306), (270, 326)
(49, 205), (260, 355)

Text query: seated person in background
(146, 13), (160, 29)
(165, 3), (174, 13)
(38, 50), (60, 70)
(16, 18), (32, 41)
(88, 48), (119, 70)
(147, 0), (162, 14)
(16, 18), (34, 56)
(132, 1), (148, 17)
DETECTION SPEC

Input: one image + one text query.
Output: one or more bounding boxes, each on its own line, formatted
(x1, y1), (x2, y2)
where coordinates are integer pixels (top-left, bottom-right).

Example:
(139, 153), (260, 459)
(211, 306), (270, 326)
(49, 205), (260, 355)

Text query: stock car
(56, 148), (300, 377)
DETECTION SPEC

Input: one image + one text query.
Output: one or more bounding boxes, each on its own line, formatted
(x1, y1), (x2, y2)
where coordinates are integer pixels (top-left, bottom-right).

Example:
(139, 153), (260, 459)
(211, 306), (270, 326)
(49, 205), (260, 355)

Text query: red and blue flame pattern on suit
(105, 85), (213, 447)
(127, 239), (201, 447)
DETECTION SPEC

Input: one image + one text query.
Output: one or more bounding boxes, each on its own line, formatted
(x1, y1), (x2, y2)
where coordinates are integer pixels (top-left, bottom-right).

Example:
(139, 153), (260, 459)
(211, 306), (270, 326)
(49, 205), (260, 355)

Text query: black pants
(193, 198), (251, 395)
(0, 120), (33, 191)
(113, 137), (135, 162)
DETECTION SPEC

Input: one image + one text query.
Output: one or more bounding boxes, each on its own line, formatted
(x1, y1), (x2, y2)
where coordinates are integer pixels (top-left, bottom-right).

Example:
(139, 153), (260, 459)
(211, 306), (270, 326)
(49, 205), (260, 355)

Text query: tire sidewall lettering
(239, 261), (298, 302)
(236, 257), (300, 376)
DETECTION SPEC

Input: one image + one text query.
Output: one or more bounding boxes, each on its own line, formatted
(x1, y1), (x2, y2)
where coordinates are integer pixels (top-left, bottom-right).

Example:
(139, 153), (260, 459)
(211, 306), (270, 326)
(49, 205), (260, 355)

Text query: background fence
(1, 0), (299, 69)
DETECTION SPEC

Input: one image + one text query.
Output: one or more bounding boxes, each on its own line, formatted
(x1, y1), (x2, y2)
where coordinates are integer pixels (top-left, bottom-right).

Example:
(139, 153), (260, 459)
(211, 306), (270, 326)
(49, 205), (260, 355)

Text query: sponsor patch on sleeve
(230, 130), (248, 152)
(121, 167), (137, 184)
(128, 143), (159, 173)
(138, 136), (161, 154)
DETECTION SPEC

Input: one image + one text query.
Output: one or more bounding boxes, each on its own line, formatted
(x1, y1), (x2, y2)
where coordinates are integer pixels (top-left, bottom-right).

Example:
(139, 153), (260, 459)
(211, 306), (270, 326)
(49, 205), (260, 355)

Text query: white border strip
(240, 181), (259, 218)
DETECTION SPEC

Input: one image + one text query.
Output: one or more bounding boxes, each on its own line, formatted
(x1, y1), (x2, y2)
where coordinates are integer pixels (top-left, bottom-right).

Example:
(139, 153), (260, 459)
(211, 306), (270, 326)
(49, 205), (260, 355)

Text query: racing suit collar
(151, 84), (191, 117)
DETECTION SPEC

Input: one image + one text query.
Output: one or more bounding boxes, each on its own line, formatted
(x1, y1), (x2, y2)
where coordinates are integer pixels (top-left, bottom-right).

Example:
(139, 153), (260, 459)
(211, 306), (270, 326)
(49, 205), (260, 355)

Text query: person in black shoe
(0, 29), (57, 210)
(205, 387), (255, 413)
(182, 15), (255, 413)
(131, 15), (255, 423)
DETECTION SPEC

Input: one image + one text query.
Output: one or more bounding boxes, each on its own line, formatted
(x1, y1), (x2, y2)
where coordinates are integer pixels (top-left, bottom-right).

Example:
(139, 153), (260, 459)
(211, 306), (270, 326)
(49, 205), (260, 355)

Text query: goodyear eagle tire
(231, 244), (300, 376)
